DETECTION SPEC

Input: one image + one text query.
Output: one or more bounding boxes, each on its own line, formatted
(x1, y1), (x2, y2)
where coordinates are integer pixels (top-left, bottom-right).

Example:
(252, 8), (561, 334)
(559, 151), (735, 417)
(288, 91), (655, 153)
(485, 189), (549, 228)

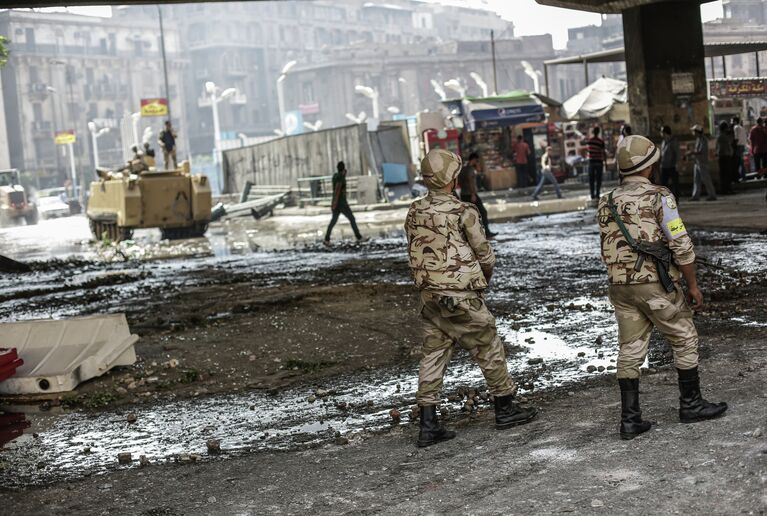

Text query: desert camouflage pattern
(417, 290), (516, 405)
(609, 283), (699, 379)
(597, 176), (695, 285)
(422, 148), (463, 190)
(405, 191), (494, 292)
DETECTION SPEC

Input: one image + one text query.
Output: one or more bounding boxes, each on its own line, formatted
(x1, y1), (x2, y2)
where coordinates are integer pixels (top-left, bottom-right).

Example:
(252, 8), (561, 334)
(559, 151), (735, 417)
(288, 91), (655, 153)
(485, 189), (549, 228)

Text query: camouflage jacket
(597, 176), (695, 285)
(405, 191), (494, 294)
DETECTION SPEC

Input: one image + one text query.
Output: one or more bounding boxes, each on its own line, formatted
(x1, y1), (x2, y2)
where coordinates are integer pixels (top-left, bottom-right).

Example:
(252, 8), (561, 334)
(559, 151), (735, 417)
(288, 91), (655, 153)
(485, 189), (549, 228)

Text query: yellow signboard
(140, 98), (169, 117)
(54, 130), (76, 145)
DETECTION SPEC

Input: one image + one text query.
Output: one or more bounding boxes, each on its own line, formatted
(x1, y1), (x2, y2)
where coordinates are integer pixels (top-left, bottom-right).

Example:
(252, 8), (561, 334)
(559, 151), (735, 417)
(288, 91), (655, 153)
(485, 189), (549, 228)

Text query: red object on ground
(0, 348), (23, 383)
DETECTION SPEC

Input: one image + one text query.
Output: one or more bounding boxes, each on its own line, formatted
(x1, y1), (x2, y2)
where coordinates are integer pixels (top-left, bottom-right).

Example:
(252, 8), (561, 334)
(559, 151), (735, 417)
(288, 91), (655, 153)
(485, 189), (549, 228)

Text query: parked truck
(0, 169), (38, 227)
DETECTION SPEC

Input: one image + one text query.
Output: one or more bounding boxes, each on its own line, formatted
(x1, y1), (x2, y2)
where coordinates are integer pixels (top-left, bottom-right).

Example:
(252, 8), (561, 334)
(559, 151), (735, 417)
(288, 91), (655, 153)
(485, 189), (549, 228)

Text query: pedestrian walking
(583, 126), (606, 199)
(659, 125), (681, 199)
(598, 135), (727, 440)
(531, 146), (563, 201)
(158, 120), (178, 170)
(748, 117), (767, 173)
(405, 149), (537, 447)
(687, 125), (717, 201)
(323, 161), (364, 246)
(732, 116), (747, 181)
(512, 135), (532, 188)
(458, 152), (496, 237)
(715, 121), (735, 195)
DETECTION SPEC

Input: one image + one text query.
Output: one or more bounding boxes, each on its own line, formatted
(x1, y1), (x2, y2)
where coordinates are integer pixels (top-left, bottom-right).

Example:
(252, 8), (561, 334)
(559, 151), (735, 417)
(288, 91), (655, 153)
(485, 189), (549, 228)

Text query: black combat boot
(494, 394), (537, 430)
(619, 378), (653, 440)
(417, 405), (456, 448)
(677, 367), (728, 423)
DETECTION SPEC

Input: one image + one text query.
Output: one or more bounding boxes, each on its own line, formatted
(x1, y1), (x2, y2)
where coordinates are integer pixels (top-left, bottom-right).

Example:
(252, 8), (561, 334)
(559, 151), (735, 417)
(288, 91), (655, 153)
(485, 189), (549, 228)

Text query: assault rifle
(607, 192), (675, 293)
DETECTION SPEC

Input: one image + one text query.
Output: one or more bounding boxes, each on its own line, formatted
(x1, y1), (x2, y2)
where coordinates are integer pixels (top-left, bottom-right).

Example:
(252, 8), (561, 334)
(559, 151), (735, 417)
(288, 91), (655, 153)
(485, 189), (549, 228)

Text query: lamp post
(130, 112), (141, 148)
(205, 81), (237, 189)
(444, 79), (466, 98)
(430, 79), (447, 100)
(277, 60), (297, 134)
(470, 72), (489, 97)
(521, 61), (542, 94)
(345, 111), (367, 124)
(87, 121), (110, 169)
(354, 85), (379, 120)
(303, 120), (323, 132)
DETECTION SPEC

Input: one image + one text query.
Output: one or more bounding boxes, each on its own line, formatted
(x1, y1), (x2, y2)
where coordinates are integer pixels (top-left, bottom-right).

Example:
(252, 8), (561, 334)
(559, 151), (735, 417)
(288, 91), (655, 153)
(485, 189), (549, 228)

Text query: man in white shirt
(732, 116), (746, 182)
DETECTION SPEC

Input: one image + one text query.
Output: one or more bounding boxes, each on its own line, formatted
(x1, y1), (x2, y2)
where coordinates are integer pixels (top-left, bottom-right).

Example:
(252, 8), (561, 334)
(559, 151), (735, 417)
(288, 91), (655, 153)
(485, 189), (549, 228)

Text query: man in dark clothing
(458, 152), (496, 237)
(660, 125), (681, 199)
(583, 126), (606, 199)
(158, 120), (178, 170)
(324, 161), (364, 246)
(715, 121), (735, 195)
(748, 117), (767, 172)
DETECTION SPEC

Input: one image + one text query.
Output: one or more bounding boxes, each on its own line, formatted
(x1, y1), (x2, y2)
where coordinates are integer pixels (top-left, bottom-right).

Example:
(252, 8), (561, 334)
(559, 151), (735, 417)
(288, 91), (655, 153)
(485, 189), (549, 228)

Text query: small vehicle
(0, 169), (38, 226)
(36, 187), (71, 219)
(86, 160), (212, 242)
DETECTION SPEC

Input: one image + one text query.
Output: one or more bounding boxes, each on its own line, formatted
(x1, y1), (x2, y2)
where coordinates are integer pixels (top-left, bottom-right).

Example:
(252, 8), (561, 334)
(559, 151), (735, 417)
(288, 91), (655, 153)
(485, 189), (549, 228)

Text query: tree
(0, 36), (9, 68)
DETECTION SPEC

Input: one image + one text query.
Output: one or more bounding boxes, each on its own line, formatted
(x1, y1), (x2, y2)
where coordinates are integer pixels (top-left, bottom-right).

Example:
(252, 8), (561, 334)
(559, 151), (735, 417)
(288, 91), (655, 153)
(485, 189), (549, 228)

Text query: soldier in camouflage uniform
(405, 149), (537, 448)
(598, 135), (727, 440)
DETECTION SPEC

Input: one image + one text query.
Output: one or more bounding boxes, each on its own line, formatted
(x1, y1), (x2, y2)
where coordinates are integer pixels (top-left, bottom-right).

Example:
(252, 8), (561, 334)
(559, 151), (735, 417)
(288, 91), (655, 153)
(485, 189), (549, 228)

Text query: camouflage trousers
(416, 291), (516, 406)
(608, 282), (699, 379)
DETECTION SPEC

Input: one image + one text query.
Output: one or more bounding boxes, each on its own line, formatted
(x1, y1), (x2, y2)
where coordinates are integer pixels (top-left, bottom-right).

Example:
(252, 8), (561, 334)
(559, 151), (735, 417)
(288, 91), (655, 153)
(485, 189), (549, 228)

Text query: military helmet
(616, 134), (660, 175)
(421, 149), (463, 190)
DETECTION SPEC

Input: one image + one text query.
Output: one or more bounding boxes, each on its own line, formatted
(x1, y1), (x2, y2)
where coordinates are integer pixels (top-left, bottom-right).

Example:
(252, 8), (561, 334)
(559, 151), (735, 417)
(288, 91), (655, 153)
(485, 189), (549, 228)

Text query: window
(33, 103), (43, 122)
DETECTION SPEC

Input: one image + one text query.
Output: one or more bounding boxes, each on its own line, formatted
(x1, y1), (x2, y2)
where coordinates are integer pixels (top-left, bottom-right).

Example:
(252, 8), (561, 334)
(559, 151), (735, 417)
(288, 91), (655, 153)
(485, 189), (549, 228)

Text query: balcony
(28, 83), (50, 98)
(31, 121), (53, 138)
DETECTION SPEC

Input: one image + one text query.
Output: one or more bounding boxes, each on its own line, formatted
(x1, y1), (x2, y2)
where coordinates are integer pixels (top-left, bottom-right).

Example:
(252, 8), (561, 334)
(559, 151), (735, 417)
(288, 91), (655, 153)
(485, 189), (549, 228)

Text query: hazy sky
(42, 0), (725, 50)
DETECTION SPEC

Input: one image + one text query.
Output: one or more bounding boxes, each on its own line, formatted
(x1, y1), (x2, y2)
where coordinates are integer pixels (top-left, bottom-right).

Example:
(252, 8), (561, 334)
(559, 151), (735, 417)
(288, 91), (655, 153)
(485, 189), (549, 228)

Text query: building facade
(0, 9), (188, 187)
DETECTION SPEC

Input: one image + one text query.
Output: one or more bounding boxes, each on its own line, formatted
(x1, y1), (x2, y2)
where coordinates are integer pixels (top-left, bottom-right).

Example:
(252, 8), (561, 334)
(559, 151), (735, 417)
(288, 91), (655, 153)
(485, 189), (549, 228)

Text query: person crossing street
(323, 161), (365, 246)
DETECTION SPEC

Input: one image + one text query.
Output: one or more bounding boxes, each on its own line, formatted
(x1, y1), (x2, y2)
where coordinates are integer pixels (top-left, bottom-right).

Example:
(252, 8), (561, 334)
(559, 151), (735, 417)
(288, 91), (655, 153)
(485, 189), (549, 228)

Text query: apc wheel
(89, 219), (133, 242)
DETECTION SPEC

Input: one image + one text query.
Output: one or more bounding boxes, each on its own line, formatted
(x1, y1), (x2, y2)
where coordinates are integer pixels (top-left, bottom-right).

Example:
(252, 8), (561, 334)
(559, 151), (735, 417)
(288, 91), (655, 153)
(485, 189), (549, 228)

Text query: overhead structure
(453, 91), (547, 131)
(537, 0), (715, 136)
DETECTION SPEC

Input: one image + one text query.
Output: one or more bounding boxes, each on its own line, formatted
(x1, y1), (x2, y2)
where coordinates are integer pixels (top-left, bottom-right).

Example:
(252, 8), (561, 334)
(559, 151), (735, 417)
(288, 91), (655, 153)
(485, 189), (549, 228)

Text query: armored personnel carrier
(86, 160), (211, 242)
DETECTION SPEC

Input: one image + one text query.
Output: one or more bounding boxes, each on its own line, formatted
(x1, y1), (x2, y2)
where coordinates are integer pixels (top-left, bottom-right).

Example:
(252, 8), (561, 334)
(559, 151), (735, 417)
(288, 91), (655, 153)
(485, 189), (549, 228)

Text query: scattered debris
(206, 439), (221, 454)
(117, 452), (132, 465)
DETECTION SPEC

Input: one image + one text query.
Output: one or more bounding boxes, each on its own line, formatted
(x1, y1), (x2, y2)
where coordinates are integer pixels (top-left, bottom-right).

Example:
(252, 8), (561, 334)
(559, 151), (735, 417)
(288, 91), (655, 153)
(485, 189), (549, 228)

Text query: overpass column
(622, 1), (708, 137)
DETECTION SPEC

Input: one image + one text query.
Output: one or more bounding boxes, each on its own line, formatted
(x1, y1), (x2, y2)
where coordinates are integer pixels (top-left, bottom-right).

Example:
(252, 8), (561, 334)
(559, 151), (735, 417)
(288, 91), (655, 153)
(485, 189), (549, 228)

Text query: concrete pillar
(622, 1), (708, 138)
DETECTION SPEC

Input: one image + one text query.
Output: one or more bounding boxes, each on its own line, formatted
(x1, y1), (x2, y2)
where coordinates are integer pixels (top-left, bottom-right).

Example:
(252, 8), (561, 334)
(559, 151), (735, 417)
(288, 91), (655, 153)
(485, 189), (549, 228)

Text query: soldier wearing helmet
(597, 135), (727, 441)
(404, 149), (537, 448)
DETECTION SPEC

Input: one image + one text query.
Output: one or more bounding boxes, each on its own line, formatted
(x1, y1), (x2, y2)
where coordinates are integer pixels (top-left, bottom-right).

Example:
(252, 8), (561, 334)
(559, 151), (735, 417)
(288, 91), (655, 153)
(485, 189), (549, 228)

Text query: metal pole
(210, 91), (223, 188)
(372, 91), (380, 120)
(584, 59), (589, 87)
(543, 63), (549, 97)
(67, 141), (77, 201)
(722, 55), (727, 78)
(710, 56), (715, 78)
(756, 51), (760, 77)
(157, 4), (172, 121)
(277, 76), (286, 133)
(490, 30), (498, 95)
(91, 129), (99, 169)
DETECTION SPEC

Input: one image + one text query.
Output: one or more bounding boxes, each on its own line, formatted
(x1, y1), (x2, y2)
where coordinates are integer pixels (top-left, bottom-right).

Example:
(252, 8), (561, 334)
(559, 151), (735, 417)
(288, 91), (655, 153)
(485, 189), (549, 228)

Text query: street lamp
(521, 61), (542, 94)
(345, 111), (367, 124)
(386, 106), (400, 115)
(277, 60), (297, 134)
(444, 79), (466, 98)
(430, 79), (447, 100)
(130, 112), (141, 147)
(303, 120), (323, 131)
(205, 81), (237, 188)
(470, 72), (489, 97)
(354, 84), (379, 120)
(87, 121), (110, 169)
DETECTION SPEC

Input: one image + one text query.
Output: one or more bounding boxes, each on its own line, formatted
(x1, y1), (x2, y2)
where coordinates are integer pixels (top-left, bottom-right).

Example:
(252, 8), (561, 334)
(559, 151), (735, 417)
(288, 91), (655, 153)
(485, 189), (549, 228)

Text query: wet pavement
(0, 209), (765, 488)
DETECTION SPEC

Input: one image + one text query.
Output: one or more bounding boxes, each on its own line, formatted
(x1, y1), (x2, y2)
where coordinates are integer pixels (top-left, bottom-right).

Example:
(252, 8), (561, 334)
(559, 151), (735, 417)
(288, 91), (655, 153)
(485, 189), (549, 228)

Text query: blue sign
(284, 110), (304, 136)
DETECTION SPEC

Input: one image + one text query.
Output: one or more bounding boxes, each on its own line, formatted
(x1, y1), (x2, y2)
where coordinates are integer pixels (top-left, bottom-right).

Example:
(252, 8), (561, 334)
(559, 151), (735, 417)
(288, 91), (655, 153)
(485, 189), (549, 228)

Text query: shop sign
(140, 98), (169, 117)
(671, 73), (695, 95)
(54, 130), (76, 145)
(709, 78), (767, 98)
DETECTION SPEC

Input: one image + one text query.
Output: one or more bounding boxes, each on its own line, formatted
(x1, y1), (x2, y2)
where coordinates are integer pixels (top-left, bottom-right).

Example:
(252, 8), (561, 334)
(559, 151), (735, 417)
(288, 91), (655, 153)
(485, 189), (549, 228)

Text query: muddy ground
(1, 190), (766, 514)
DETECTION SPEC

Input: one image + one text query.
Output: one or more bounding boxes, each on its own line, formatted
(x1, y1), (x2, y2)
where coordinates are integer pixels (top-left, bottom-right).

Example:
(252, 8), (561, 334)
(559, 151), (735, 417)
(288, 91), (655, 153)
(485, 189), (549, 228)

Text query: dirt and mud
(1, 189), (766, 514)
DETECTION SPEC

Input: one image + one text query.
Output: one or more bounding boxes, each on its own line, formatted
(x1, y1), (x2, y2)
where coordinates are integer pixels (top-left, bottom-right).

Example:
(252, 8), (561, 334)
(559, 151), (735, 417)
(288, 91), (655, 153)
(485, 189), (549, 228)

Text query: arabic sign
(671, 73), (695, 95)
(709, 78), (767, 98)
(140, 98), (169, 117)
(54, 130), (76, 145)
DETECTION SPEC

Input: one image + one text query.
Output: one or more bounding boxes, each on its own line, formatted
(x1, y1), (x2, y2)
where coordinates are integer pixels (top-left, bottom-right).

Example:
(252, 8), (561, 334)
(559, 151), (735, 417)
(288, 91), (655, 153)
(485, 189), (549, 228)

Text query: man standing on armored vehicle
(405, 149), (537, 448)
(598, 135), (727, 441)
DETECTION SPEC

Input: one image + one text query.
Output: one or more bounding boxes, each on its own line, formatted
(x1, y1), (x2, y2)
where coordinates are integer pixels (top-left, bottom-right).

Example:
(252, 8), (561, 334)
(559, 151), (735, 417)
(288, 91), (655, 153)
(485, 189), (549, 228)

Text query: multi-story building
(281, 35), (555, 130)
(115, 0), (515, 153)
(0, 9), (188, 187)
(704, 0), (767, 78)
